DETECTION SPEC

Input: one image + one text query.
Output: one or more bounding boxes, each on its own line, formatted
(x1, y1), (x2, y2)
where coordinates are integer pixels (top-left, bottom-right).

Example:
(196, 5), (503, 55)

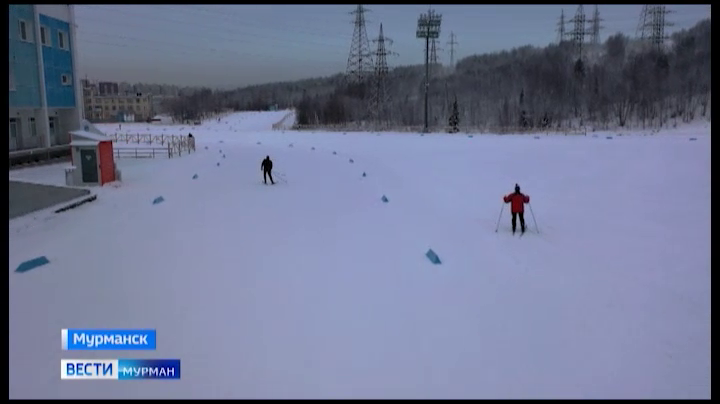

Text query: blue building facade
(9, 4), (82, 152)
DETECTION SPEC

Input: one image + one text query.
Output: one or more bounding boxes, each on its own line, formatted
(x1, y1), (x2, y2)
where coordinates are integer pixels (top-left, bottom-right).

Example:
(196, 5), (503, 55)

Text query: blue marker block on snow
(425, 249), (441, 265)
(152, 196), (165, 205)
(690, 137), (697, 141)
(333, 151), (337, 155)
(192, 174), (198, 180)
(606, 136), (613, 139)
(362, 172), (366, 177)
(349, 158), (354, 163)
(16, 256), (50, 273)
(217, 162), (220, 166)
(311, 147), (315, 150)
(257, 141), (261, 145)
(468, 135), (473, 138)
(381, 195), (389, 203)
(222, 154), (226, 158)
(204, 146), (208, 150)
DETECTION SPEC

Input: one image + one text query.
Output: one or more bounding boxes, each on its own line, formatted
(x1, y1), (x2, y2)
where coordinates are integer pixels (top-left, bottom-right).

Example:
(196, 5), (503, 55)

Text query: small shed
(66, 130), (120, 186)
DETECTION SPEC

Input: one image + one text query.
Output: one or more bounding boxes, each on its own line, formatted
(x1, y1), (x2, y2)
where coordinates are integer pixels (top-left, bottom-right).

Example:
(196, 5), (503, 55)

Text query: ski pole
(528, 203), (540, 234)
(494, 203), (505, 232)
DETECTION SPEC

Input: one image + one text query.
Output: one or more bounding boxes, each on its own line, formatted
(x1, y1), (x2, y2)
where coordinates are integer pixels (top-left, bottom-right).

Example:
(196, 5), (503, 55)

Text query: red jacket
(504, 192), (530, 213)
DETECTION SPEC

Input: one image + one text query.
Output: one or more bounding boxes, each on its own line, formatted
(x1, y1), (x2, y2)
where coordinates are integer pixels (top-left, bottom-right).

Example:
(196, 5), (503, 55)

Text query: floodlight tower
(416, 8), (442, 133)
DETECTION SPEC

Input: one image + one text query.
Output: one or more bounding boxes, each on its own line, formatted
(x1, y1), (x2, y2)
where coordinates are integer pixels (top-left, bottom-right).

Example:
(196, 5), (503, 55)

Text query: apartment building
(82, 83), (154, 122)
(9, 4), (83, 152)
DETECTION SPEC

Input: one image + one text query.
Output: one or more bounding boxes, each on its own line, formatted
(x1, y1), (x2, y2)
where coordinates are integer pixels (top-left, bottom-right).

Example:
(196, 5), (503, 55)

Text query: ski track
(8, 112), (711, 399)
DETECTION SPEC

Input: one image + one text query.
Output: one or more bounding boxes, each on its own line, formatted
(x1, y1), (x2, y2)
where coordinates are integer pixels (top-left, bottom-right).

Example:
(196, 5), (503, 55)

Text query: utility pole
(416, 8), (442, 133)
(447, 31), (458, 68)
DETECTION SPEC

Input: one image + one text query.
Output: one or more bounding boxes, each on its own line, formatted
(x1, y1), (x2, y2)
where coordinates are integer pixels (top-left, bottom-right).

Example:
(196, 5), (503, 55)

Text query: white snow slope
(9, 110), (711, 399)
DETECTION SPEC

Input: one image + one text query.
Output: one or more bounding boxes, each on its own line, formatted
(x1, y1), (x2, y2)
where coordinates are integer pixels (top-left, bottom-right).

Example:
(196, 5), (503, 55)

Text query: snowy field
(9, 110), (711, 399)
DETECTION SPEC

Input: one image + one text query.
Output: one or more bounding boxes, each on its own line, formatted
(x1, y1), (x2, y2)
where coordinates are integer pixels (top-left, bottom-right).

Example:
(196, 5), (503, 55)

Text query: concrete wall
(9, 108), (44, 150)
(50, 108), (77, 145)
(9, 4), (41, 109)
(35, 4), (70, 21)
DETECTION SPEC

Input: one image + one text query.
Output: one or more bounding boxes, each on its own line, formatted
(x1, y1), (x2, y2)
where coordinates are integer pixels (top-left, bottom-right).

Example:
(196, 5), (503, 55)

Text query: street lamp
(416, 9), (442, 133)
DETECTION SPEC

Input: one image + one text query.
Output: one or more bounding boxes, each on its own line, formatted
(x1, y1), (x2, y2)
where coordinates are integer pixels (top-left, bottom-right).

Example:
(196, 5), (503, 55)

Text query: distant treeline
(162, 19), (710, 131)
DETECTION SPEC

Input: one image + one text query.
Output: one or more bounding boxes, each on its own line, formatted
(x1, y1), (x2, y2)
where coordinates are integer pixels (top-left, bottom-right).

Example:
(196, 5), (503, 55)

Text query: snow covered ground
(9, 110), (711, 399)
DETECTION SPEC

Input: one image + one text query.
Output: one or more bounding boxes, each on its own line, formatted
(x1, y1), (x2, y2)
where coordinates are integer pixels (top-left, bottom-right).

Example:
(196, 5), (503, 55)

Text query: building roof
(70, 130), (111, 142)
(70, 140), (100, 147)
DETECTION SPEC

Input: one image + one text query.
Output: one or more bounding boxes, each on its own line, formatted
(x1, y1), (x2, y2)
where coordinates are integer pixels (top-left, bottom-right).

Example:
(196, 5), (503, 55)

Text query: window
(112, 106), (116, 111)
(28, 117), (37, 137)
(48, 116), (56, 138)
(61, 74), (71, 86)
(40, 26), (49, 46)
(10, 118), (19, 139)
(18, 20), (33, 42)
(9, 118), (19, 150)
(9, 64), (15, 91)
(58, 31), (68, 50)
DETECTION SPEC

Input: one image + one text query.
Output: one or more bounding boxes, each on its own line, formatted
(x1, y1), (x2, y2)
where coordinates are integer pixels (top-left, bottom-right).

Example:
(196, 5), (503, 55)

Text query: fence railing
(110, 133), (196, 159)
(114, 147), (172, 159)
(9, 145), (71, 169)
(290, 124), (588, 136)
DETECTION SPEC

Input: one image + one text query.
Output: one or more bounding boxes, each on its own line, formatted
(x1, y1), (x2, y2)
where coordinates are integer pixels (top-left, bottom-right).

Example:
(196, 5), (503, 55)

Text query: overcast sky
(74, 4), (710, 89)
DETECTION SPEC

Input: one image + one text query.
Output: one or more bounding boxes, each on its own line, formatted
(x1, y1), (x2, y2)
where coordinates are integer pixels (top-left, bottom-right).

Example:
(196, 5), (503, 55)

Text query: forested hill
(163, 18), (710, 132)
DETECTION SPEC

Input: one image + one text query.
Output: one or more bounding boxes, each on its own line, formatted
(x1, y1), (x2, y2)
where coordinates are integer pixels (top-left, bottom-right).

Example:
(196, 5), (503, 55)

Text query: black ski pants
(511, 212), (526, 232)
(263, 170), (274, 184)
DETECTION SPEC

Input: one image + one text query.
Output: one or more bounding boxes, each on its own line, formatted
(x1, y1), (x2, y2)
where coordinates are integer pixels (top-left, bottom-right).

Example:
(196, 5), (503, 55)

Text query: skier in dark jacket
(503, 184), (530, 234)
(260, 156), (274, 185)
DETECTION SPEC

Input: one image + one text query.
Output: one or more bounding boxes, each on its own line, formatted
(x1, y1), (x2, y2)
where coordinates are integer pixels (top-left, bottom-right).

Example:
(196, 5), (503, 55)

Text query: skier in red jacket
(503, 184), (530, 234)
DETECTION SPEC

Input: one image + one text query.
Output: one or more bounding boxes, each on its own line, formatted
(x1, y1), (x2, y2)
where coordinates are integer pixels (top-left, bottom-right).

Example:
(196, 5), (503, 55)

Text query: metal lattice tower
(430, 38), (442, 65)
(557, 9), (566, 44)
(588, 5), (603, 45)
(447, 32), (458, 67)
(369, 23), (395, 128)
(346, 5), (374, 84)
(637, 5), (651, 38)
(637, 5), (673, 51)
(566, 5), (591, 59)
